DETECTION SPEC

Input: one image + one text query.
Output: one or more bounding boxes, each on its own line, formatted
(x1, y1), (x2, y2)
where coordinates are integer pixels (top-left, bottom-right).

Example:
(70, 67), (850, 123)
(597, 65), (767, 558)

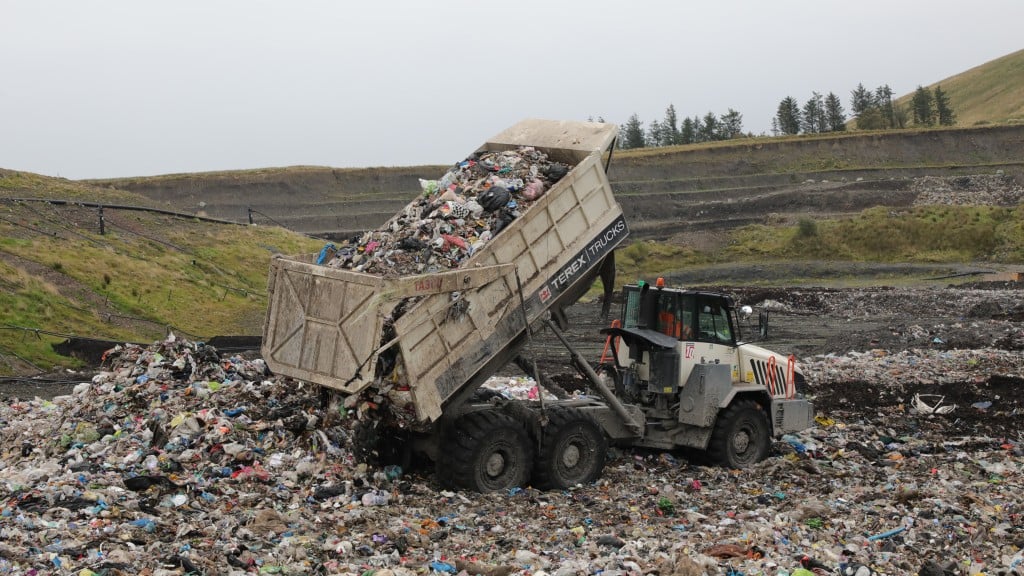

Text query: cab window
(653, 292), (695, 340)
(697, 298), (734, 345)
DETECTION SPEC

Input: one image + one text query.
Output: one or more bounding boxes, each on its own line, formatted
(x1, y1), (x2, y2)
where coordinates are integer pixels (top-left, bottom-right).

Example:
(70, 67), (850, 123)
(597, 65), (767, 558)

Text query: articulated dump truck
(262, 119), (813, 492)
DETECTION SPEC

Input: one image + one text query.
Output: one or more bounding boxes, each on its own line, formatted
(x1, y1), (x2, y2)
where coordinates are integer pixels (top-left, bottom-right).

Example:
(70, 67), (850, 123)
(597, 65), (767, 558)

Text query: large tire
(532, 407), (607, 490)
(443, 411), (533, 493)
(708, 399), (771, 469)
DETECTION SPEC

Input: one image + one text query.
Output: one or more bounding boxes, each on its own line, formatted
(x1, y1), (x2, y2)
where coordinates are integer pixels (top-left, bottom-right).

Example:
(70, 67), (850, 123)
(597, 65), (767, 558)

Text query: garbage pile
(911, 173), (1024, 207)
(728, 283), (1024, 357)
(2, 333), (1023, 575)
(803, 347), (1024, 388)
(738, 285), (1024, 322)
(322, 147), (573, 276)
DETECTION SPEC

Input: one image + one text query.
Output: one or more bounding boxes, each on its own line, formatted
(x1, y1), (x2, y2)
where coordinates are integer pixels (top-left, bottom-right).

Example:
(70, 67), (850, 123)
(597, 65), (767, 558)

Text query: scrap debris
(1, 332), (1023, 575)
(322, 147), (573, 276)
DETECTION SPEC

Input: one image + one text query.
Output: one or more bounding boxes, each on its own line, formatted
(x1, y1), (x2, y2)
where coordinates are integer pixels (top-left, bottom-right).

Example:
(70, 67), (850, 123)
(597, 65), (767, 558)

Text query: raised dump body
(262, 119), (629, 423)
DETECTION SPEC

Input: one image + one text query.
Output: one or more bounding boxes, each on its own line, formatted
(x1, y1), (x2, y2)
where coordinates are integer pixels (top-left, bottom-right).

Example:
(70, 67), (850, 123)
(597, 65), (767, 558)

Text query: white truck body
(261, 119), (628, 422)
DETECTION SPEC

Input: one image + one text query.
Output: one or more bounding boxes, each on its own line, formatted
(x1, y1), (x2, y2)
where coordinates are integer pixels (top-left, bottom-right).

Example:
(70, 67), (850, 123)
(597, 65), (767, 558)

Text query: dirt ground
(523, 271), (1024, 442)
(5, 266), (1023, 448)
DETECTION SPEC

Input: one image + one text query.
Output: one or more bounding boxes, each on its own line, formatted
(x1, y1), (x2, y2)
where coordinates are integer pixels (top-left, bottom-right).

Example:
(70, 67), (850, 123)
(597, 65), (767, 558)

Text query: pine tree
(663, 104), (681, 145)
(647, 119), (665, 147)
(802, 92), (826, 133)
(850, 83), (874, 117)
(691, 116), (704, 142)
(621, 114), (646, 149)
(824, 92), (847, 132)
(700, 112), (719, 141)
(776, 97), (801, 135)
(875, 85), (895, 128)
(934, 85), (956, 126)
(911, 86), (936, 126)
(720, 109), (744, 139)
(680, 117), (696, 144)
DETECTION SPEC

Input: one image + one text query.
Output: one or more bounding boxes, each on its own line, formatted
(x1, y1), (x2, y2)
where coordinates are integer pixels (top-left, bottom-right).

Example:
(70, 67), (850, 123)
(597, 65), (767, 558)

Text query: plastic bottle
(782, 434), (807, 454)
(361, 490), (389, 506)
(384, 465), (402, 481)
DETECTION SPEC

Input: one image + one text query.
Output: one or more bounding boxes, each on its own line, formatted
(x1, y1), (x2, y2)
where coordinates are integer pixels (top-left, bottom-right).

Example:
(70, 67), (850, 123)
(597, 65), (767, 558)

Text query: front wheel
(532, 407), (607, 490)
(708, 399), (770, 469)
(442, 411), (533, 493)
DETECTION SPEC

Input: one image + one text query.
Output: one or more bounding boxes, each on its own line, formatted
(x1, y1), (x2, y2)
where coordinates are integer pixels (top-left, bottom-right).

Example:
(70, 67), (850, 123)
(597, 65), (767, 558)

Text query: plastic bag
(477, 186), (510, 212)
(522, 179), (546, 201)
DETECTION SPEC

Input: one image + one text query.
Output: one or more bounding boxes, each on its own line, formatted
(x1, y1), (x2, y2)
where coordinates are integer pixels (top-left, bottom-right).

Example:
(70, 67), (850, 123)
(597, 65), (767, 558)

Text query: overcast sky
(2, 1), (1022, 180)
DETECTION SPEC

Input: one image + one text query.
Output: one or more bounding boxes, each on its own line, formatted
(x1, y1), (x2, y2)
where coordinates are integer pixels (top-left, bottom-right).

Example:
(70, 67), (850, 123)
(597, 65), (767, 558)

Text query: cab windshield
(697, 298), (734, 344)
(620, 285), (736, 345)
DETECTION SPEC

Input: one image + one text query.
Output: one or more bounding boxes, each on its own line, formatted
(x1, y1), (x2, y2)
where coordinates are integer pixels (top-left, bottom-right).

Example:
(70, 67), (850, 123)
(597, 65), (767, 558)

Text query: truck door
(683, 295), (739, 384)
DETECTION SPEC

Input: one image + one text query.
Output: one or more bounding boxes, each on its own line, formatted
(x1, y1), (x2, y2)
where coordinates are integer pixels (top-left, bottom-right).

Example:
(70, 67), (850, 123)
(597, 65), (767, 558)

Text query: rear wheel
(442, 411), (533, 493)
(532, 407), (607, 490)
(708, 399), (770, 469)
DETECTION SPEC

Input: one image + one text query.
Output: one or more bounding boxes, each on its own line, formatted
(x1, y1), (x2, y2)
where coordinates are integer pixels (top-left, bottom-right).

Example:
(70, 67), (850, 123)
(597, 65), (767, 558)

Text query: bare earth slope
(88, 125), (1024, 243)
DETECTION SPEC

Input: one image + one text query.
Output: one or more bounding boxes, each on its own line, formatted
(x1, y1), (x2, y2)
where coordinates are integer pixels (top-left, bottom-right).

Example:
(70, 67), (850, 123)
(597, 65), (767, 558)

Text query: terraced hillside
(90, 125), (1024, 246)
(4, 124), (1024, 379)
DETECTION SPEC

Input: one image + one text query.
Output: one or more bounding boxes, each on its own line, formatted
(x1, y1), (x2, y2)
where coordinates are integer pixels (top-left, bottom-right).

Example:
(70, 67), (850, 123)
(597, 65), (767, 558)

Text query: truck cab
(610, 279), (805, 399)
(597, 278), (812, 468)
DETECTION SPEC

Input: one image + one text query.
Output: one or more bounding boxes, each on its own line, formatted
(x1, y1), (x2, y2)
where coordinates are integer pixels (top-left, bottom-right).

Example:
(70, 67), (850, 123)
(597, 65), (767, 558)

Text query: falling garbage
(322, 147), (573, 276)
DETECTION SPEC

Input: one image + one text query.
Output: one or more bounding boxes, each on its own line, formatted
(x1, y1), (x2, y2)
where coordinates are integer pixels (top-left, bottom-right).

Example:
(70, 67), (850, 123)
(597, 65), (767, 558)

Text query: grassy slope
(609, 49), (1024, 280)
(614, 205), (1024, 281)
(0, 172), (322, 375)
(729, 205), (1024, 262)
(0, 169), (161, 205)
(896, 48), (1024, 126)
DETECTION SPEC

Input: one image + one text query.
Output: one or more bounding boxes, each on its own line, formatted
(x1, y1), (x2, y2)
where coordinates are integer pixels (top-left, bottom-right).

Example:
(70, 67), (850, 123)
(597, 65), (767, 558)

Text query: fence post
(98, 205), (105, 235)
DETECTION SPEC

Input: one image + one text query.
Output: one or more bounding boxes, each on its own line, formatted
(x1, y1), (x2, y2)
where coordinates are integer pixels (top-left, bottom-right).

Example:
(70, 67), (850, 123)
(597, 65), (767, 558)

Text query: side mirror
(758, 310), (769, 338)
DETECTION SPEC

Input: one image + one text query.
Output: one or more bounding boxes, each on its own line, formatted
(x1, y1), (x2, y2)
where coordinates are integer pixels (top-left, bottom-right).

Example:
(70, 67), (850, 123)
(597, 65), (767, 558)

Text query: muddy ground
(522, 274), (1024, 442)
(5, 269), (1023, 446)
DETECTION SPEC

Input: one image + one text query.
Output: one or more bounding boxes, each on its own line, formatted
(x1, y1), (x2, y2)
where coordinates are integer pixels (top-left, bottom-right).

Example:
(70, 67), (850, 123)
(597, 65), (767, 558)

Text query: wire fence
(0, 197), (275, 297)
(0, 197), (296, 375)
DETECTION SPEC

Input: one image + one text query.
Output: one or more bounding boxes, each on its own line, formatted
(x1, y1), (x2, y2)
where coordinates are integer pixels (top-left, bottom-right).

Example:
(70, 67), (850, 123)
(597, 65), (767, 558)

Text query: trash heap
(803, 347), (1024, 387)
(911, 173), (1024, 207)
(323, 147), (573, 276)
(0, 335), (359, 574)
(1, 335), (1023, 575)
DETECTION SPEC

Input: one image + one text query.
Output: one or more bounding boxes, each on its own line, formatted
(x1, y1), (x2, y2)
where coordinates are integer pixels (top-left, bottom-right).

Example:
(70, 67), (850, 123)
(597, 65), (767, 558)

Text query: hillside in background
(83, 124), (1024, 243)
(81, 48), (1024, 238)
(5, 123), (1024, 377)
(3, 49), (1024, 377)
(896, 47), (1024, 127)
(0, 171), (322, 376)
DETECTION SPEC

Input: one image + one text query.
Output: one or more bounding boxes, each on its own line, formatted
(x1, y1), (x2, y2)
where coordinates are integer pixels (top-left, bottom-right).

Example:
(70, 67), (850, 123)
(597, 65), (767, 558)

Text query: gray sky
(3, 1), (1022, 180)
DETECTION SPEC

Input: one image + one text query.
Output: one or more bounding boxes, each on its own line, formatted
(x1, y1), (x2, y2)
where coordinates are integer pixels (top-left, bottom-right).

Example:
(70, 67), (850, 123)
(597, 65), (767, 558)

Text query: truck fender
(716, 387), (774, 433)
(718, 385), (772, 410)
